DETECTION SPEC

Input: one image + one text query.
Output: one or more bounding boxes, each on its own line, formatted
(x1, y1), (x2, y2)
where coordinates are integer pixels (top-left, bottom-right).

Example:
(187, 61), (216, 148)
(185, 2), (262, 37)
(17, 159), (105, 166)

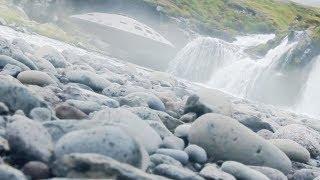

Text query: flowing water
(168, 33), (320, 118)
(297, 56), (320, 117)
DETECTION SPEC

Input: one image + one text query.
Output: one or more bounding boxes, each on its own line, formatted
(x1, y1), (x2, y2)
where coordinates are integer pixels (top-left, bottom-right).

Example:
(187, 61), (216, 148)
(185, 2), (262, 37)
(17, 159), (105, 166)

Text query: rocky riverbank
(1, 27), (320, 180)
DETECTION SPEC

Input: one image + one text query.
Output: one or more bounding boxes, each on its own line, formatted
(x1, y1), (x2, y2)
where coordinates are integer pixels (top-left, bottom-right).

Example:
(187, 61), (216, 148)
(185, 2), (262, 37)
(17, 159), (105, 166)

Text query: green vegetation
(142, 0), (320, 36)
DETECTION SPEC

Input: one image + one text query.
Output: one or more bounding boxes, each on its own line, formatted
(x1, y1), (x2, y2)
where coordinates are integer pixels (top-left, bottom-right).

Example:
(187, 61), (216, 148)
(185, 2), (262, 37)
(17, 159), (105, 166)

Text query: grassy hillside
(143, 0), (320, 36)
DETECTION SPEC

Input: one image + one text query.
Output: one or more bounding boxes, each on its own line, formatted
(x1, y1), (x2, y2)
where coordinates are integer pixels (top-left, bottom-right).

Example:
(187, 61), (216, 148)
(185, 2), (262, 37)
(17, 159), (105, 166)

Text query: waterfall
(168, 34), (308, 108)
(167, 34), (275, 82)
(209, 37), (296, 98)
(167, 37), (244, 82)
(296, 56), (320, 117)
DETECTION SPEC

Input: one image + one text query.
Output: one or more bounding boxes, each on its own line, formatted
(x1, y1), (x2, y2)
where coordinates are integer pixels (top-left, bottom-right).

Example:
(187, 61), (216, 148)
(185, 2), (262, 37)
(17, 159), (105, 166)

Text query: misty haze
(0, 0), (319, 179)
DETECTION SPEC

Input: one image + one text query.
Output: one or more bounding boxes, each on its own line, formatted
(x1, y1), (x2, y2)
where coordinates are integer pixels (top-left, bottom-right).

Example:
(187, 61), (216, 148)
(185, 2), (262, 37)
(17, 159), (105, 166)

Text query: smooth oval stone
(65, 99), (101, 114)
(17, 70), (56, 87)
(257, 129), (274, 140)
(273, 124), (320, 158)
(150, 153), (182, 168)
(7, 115), (53, 163)
(35, 46), (67, 68)
(66, 70), (111, 92)
(0, 55), (30, 70)
(22, 161), (50, 180)
(199, 164), (236, 180)
(156, 149), (189, 165)
(29, 107), (52, 122)
(184, 144), (207, 164)
(52, 153), (164, 179)
(221, 161), (269, 180)
(54, 126), (145, 168)
(0, 75), (46, 114)
(188, 113), (292, 174)
(0, 164), (27, 180)
(91, 108), (162, 153)
(1, 64), (22, 77)
(174, 124), (191, 138)
(249, 166), (287, 180)
(120, 92), (165, 111)
(55, 104), (88, 120)
(269, 139), (310, 163)
(162, 136), (185, 150)
(153, 164), (204, 180)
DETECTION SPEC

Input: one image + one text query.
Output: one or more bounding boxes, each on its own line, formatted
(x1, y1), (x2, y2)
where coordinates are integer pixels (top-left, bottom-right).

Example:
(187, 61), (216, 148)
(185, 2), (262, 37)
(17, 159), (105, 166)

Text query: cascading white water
(168, 34), (298, 98)
(168, 33), (320, 117)
(296, 56), (320, 117)
(167, 37), (244, 82)
(209, 37), (298, 99)
(167, 34), (276, 83)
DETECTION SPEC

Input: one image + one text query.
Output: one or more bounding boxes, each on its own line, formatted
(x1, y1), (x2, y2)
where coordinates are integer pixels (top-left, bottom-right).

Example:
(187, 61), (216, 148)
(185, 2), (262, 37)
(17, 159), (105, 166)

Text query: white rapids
(168, 33), (320, 118)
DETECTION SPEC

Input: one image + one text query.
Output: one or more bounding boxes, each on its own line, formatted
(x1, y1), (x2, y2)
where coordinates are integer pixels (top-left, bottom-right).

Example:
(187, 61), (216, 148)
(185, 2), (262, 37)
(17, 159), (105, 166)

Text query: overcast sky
(291, 0), (320, 6)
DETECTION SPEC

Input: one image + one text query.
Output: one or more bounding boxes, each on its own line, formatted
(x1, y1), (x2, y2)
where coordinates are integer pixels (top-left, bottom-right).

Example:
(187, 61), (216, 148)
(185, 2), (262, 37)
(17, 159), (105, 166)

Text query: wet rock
(184, 94), (213, 117)
(0, 55), (30, 70)
(120, 92), (165, 111)
(273, 124), (320, 158)
(291, 169), (320, 180)
(53, 153), (167, 179)
(102, 83), (148, 98)
(184, 144), (207, 164)
(175, 124), (191, 144)
(0, 38), (38, 70)
(28, 85), (61, 106)
(221, 161), (269, 180)
(153, 164), (204, 180)
(67, 82), (93, 91)
(22, 161), (50, 180)
(0, 102), (9, 115)
(180, 112), (197, 123)
(156, 110), (183, 131)
(91, 108), (162, 153)
(1, 64), (22, 77)
(0, 164), (27, 180)
(27, 54), (57, 75)
(17, 70), (56, 86)
(162, 136), (184, 150)
(126, 106), (183, 131)
(188, 113), (292, 174)
(0, 75), (46, 113)
(55, 104), (88, 120)
(59, 86), (119, 108)
(269, 139), (310, 163)
(29, 107), (52, 122)
(54, 126), (145, 168)
(146, 120), (173, 138)
(12, 38), (34, 54)
(257, 129), (274, 140)
(156, 149), (189, 165)
(43, 120), (79, 142)
(35, 46), (67, 68)
(237, 115), (274, 132)
(149, 154), (182, 168)
(249, 166), (287, 180)
(66, 99), (101, 114)
(199, 164), (236, 180)
(6, 115), (53, 163)
(126, 106), (162, 122)
(66, 70), (111, 92)
(0, 137), (9, 153)
(194, 88), (232, 116)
